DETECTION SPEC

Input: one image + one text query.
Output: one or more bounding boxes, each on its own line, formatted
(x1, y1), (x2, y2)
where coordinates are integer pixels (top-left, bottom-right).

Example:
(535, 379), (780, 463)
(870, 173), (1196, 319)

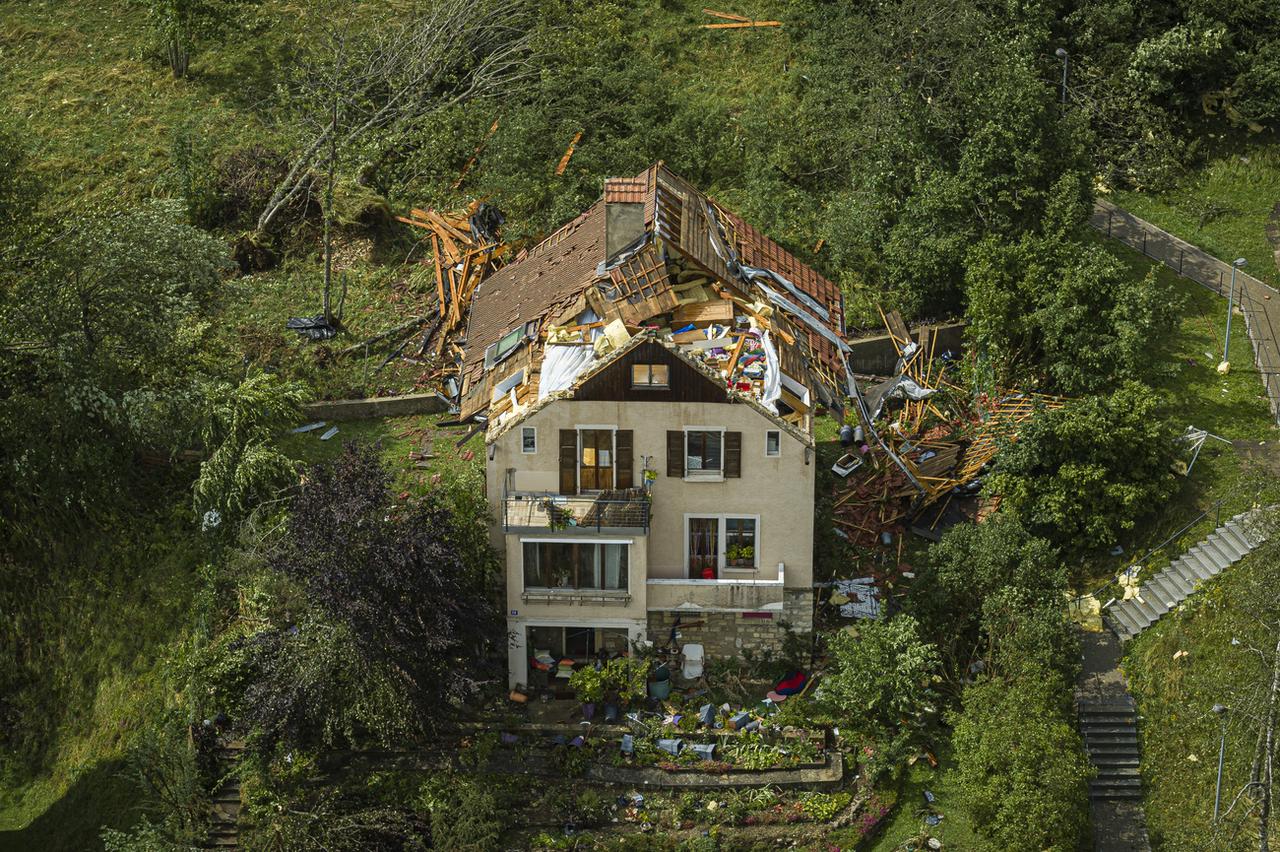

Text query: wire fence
(1089, 199), (1280, 425)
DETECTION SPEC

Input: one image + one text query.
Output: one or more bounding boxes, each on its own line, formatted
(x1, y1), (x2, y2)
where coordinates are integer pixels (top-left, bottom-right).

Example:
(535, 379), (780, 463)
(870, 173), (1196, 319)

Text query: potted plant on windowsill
(725, 544), (754, 569)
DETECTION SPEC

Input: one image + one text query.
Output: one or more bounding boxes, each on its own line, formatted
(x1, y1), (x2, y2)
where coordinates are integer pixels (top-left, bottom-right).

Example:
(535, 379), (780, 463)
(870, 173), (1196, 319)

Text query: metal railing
(502, 488), (651, 533)
(1070, 498), (1226, 616)
(1091, 199), (1280, 424)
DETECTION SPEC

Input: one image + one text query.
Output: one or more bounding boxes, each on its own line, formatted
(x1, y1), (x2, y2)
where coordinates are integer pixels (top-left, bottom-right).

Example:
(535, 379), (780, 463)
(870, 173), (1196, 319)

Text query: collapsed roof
(458, 163), (847, 436)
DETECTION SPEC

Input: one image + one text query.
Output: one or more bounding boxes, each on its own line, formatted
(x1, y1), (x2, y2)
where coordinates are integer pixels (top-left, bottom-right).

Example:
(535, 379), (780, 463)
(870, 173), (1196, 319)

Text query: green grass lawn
(1111, 143), (1280, 288)
(1125, 544), (1278, 851)
(864, 743), (980, 852)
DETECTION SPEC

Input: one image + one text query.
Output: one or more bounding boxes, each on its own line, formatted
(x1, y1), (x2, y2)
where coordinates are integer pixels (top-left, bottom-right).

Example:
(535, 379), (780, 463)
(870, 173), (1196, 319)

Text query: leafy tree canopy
(952, 678), (1093, 851)
(964, 174), (1179, 394)
(988, 381), (1179, 548)
(822, 615), (940, 739)
(234, 443), (501, 753)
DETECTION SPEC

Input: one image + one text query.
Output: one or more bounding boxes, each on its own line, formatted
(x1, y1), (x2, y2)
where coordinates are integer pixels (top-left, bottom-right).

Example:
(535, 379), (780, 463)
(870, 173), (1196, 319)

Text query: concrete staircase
(1104, 511), (1266, 641)
(207, 739), (244, 849)
(1079, 699), (1142, 801)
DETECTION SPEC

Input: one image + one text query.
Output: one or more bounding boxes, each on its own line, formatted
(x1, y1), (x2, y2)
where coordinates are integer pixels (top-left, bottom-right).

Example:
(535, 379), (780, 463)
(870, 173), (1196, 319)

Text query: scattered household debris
(285, 314), (338, 340)
(702, 9), (782, 29)
(290, 421), (326, 434)
(833, 308), (1066, 550)
(1177, 424), (1231, 475)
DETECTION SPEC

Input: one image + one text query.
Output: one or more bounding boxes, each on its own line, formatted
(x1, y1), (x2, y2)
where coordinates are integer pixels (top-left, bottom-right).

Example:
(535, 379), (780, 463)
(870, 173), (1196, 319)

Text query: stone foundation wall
(648, 595), (814, 660)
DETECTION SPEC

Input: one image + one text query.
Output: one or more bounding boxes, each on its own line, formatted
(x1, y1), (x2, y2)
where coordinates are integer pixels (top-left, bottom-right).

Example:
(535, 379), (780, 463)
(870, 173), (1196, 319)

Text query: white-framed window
(685, 514), (759, 578)
(522, 540), (630, 591)
(683, 428), (724, 479)
(631, 363), (670, 389)
(765, 429), (781, 457)
(521, 427), (537, 454)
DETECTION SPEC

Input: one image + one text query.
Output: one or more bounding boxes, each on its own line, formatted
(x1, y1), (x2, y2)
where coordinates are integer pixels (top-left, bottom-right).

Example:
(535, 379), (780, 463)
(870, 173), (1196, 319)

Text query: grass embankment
(1073, 233), (1277, 592)
(1111, 143), (1280, 288)
(0, 415), (485, 850)
(0, 506), (204, 851)
(1125, 544), (1277, 851)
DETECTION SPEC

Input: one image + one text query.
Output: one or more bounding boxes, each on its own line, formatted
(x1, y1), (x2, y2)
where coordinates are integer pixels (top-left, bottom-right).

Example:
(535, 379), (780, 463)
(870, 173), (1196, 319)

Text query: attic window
(631, 363), (669, 389)
(484, 324), (534, 370)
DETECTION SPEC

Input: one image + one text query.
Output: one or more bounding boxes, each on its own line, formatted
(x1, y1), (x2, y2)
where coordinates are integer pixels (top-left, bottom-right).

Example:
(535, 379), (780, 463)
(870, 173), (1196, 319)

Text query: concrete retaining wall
(303, 392), (448, 421)
(846, 322), (965, 376)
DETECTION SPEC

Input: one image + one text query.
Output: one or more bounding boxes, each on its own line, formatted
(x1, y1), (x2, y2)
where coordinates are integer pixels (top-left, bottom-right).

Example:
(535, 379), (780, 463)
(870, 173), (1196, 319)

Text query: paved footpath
(1091, 199), (1280, 425)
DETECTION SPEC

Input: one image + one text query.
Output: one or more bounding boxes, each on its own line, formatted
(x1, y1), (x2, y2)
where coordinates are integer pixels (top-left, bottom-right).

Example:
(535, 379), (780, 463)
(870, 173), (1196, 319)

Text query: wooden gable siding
(573, 341), (729, 404)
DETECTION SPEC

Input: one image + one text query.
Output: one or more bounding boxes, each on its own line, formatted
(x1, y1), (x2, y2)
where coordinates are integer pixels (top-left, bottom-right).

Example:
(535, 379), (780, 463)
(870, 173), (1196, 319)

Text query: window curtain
(604, 544), (624, 590)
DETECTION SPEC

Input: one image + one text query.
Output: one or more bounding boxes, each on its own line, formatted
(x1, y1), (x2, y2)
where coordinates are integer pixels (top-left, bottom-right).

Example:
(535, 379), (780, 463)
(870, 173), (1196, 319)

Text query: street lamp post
(1055, 48), (1069, 105)
(1213, 703), (1229, 823)
(1223, 258), (1247, 367)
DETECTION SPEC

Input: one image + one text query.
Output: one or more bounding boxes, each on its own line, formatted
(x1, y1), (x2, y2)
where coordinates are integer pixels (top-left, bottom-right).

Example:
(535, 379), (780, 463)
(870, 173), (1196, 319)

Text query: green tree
(910, 515), (1063, 684)
(149, 0), (247, 79)
(988, 381), (1179, 549)
(0, 198), (230, 555)
(952, 678), (1093, 851)
(798, 0), (1091, 317)
(822, 615), (940, 739)
(191, 372), (308, 531)
(964, 173), (1178, 394)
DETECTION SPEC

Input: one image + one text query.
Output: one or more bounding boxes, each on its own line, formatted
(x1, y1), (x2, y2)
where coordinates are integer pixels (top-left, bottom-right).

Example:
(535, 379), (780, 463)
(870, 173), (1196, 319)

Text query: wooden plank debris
(556, 131), (583, 176)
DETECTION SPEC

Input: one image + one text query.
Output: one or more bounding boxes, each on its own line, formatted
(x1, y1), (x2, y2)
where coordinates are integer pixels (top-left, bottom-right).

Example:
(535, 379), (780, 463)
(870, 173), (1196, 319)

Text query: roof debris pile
(833, 309), (1066, 548)
(448, 164), (847, 437)
(394, 200), (509, 390)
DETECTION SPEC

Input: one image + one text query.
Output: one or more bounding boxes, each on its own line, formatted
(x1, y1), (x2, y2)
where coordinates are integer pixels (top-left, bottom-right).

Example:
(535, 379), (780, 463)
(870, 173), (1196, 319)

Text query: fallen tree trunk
(338, 316), (430, 358)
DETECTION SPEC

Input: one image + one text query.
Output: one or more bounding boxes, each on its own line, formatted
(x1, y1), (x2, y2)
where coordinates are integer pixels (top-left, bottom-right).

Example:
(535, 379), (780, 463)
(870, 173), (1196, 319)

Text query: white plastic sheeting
(760, 330), (782, 413)
(538, 344), (595, 400)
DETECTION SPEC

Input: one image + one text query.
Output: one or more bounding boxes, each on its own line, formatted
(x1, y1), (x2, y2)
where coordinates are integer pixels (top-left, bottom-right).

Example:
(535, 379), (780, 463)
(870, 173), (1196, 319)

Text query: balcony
(503, 488), (651, 534)
(646, 568), (785, 613)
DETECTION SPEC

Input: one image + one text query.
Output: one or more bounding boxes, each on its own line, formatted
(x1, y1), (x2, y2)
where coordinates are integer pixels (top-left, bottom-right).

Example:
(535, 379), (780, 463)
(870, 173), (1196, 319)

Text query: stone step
(1166, 560), (1201, 588)
(1079, 712), (1136, 724)
(1091, 754), (1141, 767)
(1096, 765), (1141, 777)
(1178, 551), (1215, 582)
(1208, 532), (1246, 561)
(1084, 733), (1139, 747)
(1079, 700), (1136, 713)
(1195, 540), (1231, 572)
(1151, 572), (1190, 602)
(1220, 524), (1253, 553)
(1082, 724), (1139, 736)
(1104, 613), (1139, 641)
(1127, 596), (1162, 624)
(1135, 590), (1171, 617)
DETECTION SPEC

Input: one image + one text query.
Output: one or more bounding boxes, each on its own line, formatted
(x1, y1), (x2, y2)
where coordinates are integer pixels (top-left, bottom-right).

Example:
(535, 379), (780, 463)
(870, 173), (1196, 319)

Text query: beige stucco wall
(488, 399), (816, 590)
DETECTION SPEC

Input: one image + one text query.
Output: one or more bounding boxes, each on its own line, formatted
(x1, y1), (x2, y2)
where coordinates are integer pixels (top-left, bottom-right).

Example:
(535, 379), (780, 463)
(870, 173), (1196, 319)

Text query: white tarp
(761, 330), (782, 413)
(538, 344), (595, 400)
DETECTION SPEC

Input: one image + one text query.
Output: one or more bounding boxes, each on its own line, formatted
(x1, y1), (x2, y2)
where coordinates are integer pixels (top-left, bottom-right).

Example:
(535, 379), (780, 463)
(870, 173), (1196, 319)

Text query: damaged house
(460, 164), (846, 688)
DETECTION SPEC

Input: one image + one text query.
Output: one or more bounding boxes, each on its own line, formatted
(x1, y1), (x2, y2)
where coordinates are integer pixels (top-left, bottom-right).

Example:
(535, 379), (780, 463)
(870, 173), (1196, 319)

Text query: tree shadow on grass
(0, 759), (143, 852)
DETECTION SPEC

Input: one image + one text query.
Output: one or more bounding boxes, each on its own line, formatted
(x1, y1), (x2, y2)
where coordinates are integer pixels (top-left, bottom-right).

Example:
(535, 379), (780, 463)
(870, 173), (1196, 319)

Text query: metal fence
(1090, 199), (1280, 424)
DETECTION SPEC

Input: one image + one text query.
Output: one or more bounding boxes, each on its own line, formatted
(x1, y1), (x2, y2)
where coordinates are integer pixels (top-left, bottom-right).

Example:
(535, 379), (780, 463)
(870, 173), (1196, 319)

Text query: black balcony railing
(502, 487), (651, 533)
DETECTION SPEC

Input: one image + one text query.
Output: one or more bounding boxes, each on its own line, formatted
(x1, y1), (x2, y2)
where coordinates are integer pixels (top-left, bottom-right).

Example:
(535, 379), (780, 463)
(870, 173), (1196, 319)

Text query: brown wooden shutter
(559, 430), (578, 495)
(666, 430), (684, 478)
(615, 430), (633, 489)
(724, 431), (742, 478)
